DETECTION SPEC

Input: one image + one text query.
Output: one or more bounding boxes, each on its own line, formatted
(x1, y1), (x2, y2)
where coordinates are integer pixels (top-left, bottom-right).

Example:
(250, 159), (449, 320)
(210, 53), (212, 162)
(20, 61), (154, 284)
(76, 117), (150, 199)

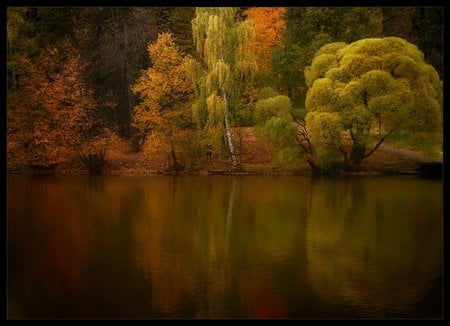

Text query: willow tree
(303, 37), (442, 171)
(185, 7), (257, 167)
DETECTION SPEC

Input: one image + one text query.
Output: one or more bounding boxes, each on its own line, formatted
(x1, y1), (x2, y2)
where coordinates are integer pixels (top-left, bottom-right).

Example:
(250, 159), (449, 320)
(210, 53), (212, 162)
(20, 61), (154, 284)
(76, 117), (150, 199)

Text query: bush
(254, 95), (292, 125)
(275, 147), (302, 167)
(257, 87), (279, 100)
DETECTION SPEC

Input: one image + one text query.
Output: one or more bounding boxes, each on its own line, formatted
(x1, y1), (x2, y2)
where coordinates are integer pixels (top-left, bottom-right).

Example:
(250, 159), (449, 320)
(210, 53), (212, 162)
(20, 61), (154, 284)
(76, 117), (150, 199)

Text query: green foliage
(187, 7), (257, 165)
(382, 8), (442, 78)
(292, 107), (307, 121)
(269, 44), (307, 106)
(253, 94), (300, 165)
(272, 7), (384, 107)
(271, 7), (442, 110)
(275, 147), (302, 167)
(304, 37), (443, 169)
(285, 8), (383, 46)
(257, 87), (279, 100)
(154, 7), (196, 55)
(254, 95), (292, 125)
(305, 112), (342, 169)
(386, 130), (443, 159)
(7, 7), (443, 173)
(34, 8), (75, 48)
(257, 116), (298, 148)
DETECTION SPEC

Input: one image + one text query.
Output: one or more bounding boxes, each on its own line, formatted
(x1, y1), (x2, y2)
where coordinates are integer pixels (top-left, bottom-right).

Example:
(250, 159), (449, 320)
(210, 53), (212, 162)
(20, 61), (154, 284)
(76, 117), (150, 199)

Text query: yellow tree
(132, 32), (194, 170)
(185, 7), (257, 168)
(244, 7), (286, 73)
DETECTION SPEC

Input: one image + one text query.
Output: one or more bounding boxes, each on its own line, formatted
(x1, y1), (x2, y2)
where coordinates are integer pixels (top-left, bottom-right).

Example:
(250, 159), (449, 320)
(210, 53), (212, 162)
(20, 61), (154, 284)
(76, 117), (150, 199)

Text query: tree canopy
(7, 7), (443, 174)
(253, 89), (301, 166)
(304, 37), (442, 170)
(244, 7), (286, 73)
(132, 32), (194, 169)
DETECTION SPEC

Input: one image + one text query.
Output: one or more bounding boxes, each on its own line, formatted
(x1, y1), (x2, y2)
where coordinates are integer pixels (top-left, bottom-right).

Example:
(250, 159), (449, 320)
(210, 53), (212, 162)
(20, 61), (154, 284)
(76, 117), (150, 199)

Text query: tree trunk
(296, 120), (322, 174)
(168, 134), (182, 171)
(348, 144), (366, 170)
(223, 93), (238, 167)
(306, 156), (322, 174)
(224, 111), (238, 167)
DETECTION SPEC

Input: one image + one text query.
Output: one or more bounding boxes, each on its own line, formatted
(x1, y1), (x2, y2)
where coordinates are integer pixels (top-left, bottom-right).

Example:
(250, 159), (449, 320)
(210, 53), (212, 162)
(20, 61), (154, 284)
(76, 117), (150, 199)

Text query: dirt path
(362, 143), (441, 173)
(377, 144), (441, 163)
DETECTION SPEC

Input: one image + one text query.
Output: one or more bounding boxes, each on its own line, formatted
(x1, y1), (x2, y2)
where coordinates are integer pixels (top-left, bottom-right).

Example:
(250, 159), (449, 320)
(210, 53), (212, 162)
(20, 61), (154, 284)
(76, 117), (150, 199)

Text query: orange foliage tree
(244, 7), (286, 73)
(132, 32), (194, 170)
(21, 40), (109, 171)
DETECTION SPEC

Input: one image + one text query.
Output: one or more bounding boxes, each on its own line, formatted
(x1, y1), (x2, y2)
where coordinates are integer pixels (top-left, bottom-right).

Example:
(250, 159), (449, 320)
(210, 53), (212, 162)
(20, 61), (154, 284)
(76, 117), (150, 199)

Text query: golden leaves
(244, 7), (286, 72)
(132, 32), (194, 153)
(23, 39), (98, 166)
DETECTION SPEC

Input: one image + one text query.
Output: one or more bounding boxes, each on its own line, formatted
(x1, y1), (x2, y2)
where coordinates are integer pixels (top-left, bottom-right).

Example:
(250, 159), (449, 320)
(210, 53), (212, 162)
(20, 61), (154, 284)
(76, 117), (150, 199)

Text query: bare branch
(363, 126), (397, 159)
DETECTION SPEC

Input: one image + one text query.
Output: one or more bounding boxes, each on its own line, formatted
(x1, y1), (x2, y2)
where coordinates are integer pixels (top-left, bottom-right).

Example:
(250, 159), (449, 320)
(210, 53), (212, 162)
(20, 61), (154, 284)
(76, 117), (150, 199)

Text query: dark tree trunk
(168, 137), (183, 171)
(82, 153), (106, 174)
(348, 144), (366, 170)
(306, 156), (322, 174)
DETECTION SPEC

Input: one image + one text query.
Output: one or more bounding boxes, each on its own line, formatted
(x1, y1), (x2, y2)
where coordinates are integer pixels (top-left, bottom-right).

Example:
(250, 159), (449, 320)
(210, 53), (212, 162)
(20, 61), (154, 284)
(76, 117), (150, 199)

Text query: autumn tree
(244, 7), (286, 74)
(18, 40), (109, 172)
(132, 32), (194, 170)
(185, 7), (257, 168)
(303, 37), (442, 171)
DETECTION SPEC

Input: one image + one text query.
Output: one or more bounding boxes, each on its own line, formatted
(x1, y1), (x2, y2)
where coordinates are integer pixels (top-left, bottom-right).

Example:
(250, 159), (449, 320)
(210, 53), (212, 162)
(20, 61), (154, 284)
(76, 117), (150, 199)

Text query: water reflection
(305, 177), (442, 317)
(7, 175), (442, 318)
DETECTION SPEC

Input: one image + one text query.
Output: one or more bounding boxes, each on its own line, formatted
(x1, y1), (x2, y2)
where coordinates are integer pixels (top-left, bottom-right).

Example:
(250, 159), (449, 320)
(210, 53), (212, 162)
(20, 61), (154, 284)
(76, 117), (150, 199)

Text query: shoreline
(7, 128), (442, 178)
(5, 167), (423, 177)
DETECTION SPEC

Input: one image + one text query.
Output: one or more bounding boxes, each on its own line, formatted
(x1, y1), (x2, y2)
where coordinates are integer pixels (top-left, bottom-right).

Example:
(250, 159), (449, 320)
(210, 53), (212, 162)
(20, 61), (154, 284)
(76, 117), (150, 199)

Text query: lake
(7, 175), (442, 319)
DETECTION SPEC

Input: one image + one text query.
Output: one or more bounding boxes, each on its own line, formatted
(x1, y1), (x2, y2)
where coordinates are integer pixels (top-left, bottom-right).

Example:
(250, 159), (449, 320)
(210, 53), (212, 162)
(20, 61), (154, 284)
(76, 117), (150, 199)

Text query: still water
(7, 175), (442, 319)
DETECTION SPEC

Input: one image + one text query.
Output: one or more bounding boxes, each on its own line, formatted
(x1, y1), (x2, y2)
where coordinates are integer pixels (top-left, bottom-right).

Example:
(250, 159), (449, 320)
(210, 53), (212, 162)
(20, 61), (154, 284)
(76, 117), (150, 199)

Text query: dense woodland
(7, 7), (443, 174)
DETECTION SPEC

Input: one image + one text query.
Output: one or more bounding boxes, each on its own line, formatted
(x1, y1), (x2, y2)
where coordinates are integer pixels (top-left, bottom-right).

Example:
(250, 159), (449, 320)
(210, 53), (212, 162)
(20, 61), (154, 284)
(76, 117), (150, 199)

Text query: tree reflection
(8, 175), (442, 318)
(132, 176), (311, 318)
(305, 177), (442, 317)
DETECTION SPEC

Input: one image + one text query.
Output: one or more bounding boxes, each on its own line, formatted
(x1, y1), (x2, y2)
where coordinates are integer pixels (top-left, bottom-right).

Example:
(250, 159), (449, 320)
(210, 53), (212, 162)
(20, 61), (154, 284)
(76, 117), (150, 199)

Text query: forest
(6, 7), (443, 175)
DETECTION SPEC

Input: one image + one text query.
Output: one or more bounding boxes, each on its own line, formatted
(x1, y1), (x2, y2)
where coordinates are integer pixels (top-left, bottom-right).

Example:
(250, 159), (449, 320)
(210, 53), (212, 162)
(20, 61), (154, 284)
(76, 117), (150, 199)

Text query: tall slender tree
(185, 7), (257, 167)
(132, 32), (194, 170)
